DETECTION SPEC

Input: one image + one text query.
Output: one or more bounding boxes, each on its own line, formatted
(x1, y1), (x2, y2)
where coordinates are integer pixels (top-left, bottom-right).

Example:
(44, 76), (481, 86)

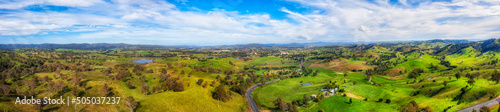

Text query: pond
(302, 82), (312, 86)
(132, 59), (153, 63)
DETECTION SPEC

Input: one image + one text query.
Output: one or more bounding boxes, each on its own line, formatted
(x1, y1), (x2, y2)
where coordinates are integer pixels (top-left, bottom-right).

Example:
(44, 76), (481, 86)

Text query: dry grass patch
(343, 92), (365, 99)
(386, 67), (403, 76)
(309, 59), (372, 71)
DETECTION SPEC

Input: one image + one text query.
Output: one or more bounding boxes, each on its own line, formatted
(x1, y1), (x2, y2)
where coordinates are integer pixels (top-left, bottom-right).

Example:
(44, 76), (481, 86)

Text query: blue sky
(0, 0), (500, 45)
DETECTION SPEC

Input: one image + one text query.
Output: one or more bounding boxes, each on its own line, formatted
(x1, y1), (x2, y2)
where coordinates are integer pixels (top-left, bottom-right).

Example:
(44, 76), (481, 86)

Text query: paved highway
(246, 59), (304, 112)
(246, 79), (280, 112)
(457, 97), (500, 112)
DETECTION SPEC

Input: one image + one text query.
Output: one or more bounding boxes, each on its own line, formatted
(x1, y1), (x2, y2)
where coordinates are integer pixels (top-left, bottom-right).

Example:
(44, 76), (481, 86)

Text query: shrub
(338, 89), (345, 92)
(173, 81), (184, 92)
(197, 79), (204, 85)
(127, 81), (134, 89)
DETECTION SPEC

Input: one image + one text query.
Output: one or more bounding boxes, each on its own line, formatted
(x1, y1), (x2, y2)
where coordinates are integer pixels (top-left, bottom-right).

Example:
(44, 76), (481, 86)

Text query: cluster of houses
(310, 88), (338, 99)
(302, 83), (338, 99)
(209, 49), (291, 56)
(246, 52), (290, 55)
(211, 50), (231, 52)
(279, 51), (289, 55)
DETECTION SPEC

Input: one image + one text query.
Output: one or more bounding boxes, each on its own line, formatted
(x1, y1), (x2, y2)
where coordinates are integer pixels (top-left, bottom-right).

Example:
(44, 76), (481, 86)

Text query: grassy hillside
(3, 39), (500, 112)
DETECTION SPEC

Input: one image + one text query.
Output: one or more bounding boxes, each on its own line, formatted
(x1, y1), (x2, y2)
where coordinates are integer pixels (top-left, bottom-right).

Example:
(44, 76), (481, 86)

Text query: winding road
(246, 59), (304, 112)
(296, 59), (304, 72)
(246, 79), (281, 112)
(457, 96), (500, 112)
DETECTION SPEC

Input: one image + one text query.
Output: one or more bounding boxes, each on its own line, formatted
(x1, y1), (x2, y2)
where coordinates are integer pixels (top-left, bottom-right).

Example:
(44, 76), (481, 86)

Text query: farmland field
(2, 39), (500, 112)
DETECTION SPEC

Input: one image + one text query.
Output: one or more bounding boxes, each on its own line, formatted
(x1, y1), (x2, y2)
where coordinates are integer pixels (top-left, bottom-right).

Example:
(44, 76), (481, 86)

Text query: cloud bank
(0, 0), (499, 45)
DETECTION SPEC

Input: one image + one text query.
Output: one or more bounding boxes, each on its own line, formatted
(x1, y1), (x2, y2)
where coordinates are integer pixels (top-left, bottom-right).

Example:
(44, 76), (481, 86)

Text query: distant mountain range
(263, 42), (365, 46)
(410, 39), (471, 45)
(210, 39), (472, 48)
(0, 43), (170, 49)
(0, 39), (484, 49)
(436, 38), (500, 54)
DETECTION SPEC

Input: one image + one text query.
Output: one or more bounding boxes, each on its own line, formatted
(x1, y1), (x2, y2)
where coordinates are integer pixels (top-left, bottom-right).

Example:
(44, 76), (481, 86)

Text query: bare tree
(81, 81), (87, 91)
(72, 73), (80, 87)
(125, 96), (138, 112)
(211, 80), (216, 87)
(55, 68), (61, 78)
(23, 79), (29, 87)
(141, 76), (146, 82)
(55, 80), (66, 93)
(72, 85), (79, 96)
(28, 78), (37, 96)
(127, 81), (134, 89)
(141, 84), (149, 95)
(47, 81), (54, 96)
(0, 84), (10, 99)
(41, 76), (49, 86)
(203, 82), (208, 88)
(101, 83), (109, 96)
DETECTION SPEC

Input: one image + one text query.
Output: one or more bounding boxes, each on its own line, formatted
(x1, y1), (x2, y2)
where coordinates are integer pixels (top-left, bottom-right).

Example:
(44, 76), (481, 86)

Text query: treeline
(436, 38), (500, 54)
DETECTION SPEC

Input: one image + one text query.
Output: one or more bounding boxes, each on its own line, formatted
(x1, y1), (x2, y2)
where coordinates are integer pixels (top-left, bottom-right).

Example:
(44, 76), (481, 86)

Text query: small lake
(132, 59), (153, 63)
(302, 82), (312, 86)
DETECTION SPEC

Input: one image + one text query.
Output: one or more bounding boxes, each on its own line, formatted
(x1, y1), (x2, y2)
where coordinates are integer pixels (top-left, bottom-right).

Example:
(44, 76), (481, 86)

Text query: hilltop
(436, 39), (500, 54)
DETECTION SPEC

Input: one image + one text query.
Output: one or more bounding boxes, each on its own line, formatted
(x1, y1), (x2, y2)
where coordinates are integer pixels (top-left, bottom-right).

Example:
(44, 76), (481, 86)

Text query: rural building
(310, 94), (317, 99)
(279, 51), (289, 55)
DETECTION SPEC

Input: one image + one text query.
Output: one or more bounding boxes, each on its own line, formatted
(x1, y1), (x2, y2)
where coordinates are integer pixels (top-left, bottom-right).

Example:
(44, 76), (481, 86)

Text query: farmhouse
(310, 94), (317, 99)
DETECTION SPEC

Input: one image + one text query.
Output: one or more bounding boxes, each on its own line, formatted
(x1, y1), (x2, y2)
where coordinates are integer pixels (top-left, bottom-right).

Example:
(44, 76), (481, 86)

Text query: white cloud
(399, 0), (408, 6)
(1, 0), (500, 45)
(0, 0), (104, 9)
(283, 0), (500, 42)
(46, 0), (104, 7)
